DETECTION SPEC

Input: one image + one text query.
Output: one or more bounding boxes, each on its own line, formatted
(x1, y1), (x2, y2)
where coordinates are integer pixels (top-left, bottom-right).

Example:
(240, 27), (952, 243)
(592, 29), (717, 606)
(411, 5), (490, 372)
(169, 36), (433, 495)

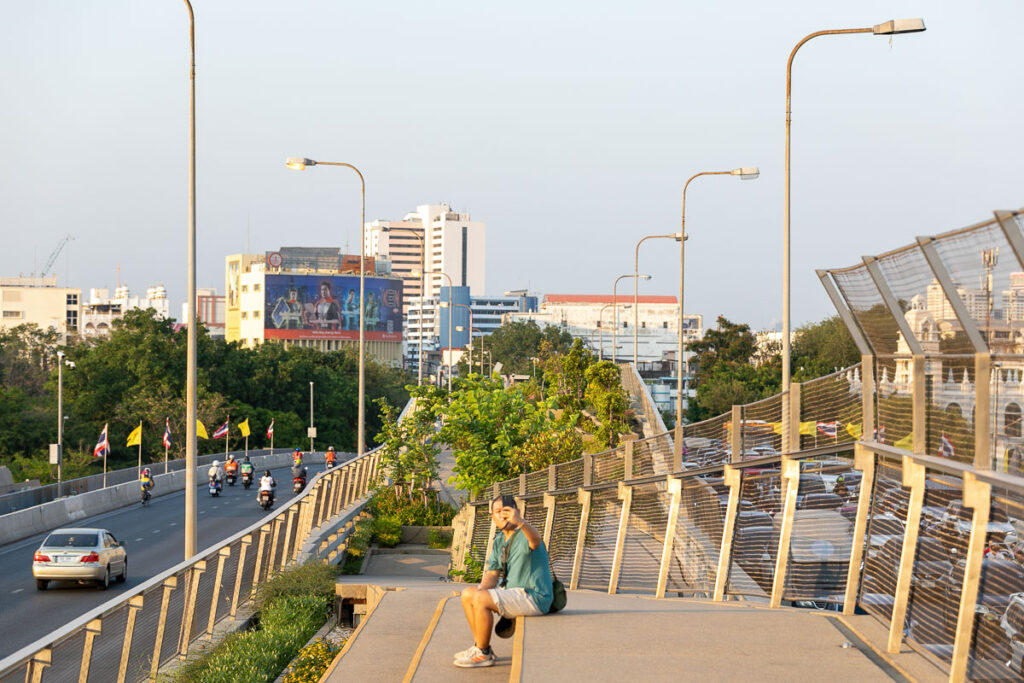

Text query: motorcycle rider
(224, 454), (239, 480)
(239, 455), (254, 480)
(291, 460), (308, 488)
(258, 469), (276, 505)
(207, 460), (225, 489)
(325, 446), (337, 468)
(139, 467), (155, 498)
(293, 447), (303, 466)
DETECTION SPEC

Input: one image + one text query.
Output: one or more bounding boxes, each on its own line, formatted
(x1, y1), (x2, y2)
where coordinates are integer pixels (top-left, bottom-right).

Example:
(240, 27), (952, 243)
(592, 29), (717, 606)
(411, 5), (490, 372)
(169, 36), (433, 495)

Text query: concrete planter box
(400, 525), (453, 546)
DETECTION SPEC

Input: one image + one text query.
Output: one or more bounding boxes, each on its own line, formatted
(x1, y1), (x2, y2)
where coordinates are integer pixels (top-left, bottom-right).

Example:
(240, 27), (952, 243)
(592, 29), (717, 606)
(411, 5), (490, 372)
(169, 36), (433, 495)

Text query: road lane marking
(169, 522), (177, 526)
(135, 538), (143, 542)
(11, 588), (23, 594)
(152, 530), (160, 534)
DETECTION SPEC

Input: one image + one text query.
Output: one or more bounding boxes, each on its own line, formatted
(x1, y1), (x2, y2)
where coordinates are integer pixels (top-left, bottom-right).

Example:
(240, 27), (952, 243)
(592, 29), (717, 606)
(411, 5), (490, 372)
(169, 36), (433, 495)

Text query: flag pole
(225, 414), (230, 460)
(103, 448), (107, 488)
(245, 433), (249, 459)
(165, 442), (169, 474)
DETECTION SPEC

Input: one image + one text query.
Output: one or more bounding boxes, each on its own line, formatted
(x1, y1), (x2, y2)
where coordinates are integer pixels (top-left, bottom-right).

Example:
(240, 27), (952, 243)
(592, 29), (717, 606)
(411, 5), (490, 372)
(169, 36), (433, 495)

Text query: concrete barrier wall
(0, 450), (342, 547)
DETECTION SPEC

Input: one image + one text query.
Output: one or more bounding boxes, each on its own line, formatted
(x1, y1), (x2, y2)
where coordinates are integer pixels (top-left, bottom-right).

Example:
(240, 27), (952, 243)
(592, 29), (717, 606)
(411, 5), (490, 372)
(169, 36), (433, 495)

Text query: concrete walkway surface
(322, 572), (944, 683)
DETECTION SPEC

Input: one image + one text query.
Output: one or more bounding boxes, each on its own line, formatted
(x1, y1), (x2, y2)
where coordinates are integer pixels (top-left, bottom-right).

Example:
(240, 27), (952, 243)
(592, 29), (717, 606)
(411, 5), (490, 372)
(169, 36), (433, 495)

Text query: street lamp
(677, 167), (759, 428)
(286, 157), (367, 458)
(430, 270), (455, 392)
(634, 233), (682, 366)
(613, 274), (650, 363)
(598, 302), (629, 360)
(182, 0), (199, 561)
(453, 302), (475, 372)
(56, 351), (75, 498)
(308, 381), (315, 453)
(781, 18), (925, 452)
(379, 225), (425, 385)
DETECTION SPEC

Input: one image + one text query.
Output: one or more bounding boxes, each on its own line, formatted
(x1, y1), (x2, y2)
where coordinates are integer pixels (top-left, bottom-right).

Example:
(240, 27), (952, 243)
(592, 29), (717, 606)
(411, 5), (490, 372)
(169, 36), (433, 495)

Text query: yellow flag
(771, 422), (783, 435)
(238, 418), (251, 438)
(126, 422), (142, 448)
(197, 420), (209, 440)
(846, 423), (863, 440)
(894, 433), (914, 450)
(799, 421), (817, 436)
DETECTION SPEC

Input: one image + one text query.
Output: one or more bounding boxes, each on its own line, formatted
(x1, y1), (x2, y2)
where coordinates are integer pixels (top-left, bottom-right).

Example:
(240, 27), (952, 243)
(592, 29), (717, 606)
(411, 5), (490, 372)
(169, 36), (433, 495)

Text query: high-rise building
(80, 284), (170, 337)
(365, 204), (486, 309)
(0, 276), (80, 343)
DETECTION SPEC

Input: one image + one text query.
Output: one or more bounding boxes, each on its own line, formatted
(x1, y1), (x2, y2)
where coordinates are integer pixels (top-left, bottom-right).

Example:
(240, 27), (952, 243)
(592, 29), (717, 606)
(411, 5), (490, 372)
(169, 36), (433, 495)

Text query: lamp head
(66, 361), (76, 369)
(286, 157), (316, 170)
(641, 274), (652, 281)
(872, 18), (926, 35)
(731, 167), (760, 179)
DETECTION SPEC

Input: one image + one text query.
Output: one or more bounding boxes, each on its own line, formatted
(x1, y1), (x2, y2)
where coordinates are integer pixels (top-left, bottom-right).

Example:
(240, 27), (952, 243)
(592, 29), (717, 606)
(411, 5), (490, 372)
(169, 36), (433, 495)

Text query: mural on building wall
(263, 274), (402, 341)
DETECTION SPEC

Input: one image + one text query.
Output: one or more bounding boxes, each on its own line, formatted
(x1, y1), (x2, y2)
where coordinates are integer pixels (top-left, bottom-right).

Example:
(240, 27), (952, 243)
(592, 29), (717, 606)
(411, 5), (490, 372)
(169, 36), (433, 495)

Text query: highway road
(0, 463), (323, 657)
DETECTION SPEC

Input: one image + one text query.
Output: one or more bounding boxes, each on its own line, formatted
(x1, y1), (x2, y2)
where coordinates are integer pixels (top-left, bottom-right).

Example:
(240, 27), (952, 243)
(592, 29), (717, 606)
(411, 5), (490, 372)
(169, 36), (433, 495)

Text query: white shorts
(487, 587), (543, 618)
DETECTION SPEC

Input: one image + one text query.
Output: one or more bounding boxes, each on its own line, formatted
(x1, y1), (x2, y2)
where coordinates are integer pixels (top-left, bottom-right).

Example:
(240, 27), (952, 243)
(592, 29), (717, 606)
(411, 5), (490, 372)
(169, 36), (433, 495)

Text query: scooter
(226, 472), (236, 487)
(140, 488), (151, 506)
(292, 475), (306, 494)
(241, 471), (253, 490)
(258, 489), (274, 510)
(209, 476), (222, 497)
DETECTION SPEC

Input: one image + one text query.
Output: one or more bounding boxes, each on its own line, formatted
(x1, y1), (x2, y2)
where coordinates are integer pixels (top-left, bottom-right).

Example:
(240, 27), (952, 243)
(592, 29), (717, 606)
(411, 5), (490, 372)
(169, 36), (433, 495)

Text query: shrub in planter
(372, 516), (402, 547)
(283, 639), (340, 683)
(428, 528), (452, 549)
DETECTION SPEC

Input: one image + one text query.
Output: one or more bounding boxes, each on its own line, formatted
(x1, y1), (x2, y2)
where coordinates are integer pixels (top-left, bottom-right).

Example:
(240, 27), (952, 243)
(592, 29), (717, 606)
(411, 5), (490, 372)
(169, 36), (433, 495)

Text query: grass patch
(168, 563), (337, 683)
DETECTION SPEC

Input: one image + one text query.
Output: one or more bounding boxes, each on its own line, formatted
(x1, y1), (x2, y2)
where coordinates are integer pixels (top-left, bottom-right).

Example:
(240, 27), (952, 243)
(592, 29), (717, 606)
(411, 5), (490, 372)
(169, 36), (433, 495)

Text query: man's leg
(470, 588), (499, 650)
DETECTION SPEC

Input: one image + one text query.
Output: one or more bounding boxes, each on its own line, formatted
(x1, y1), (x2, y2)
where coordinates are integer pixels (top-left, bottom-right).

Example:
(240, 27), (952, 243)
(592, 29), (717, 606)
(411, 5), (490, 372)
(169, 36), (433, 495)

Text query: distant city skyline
(2, 1), (1022, 331)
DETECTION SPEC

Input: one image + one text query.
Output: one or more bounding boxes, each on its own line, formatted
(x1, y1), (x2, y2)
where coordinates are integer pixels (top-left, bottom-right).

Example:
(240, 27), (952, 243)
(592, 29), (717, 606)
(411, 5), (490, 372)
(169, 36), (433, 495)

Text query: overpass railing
(0, 445), (384, 683)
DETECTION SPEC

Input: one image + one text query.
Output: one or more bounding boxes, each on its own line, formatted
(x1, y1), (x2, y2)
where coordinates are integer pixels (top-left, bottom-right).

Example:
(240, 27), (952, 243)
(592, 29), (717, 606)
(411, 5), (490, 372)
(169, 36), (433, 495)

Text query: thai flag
(93, 424), (109, 458)
(873, 425), (886, 442)
(212, 420), (229, 439)
(938, 433), (955, 458)
(266, 418), (274, 438)
(817, 421), (839, 438)
(163, 418), (172, 449)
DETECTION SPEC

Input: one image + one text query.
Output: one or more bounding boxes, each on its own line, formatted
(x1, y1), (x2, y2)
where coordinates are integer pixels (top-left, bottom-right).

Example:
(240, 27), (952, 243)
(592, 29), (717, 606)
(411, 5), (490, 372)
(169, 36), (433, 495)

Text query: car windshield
(44, 533), (98, 548)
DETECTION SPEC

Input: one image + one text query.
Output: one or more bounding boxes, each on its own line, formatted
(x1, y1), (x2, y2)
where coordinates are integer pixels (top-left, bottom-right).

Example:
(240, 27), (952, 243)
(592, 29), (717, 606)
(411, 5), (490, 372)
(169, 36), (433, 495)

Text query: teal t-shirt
(486, 530), (553, 613)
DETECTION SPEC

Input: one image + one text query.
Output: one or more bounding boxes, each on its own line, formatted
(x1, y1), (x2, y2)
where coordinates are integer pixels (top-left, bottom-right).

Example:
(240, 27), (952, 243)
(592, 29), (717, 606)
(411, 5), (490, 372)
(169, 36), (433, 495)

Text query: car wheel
(98, 567), (110, 590)
(36, 579), (48, 591)
(118, 559), (128, 583)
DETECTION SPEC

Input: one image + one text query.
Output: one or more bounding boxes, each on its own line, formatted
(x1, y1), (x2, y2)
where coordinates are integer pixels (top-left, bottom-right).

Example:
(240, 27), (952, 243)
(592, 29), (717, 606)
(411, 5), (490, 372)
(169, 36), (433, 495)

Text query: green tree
(374, 396), (441, 502)
(482, 321), (574, 376)
(791, 316), (860, 381)
(544, 338), (592, 411)
(583, 361), (630, 448)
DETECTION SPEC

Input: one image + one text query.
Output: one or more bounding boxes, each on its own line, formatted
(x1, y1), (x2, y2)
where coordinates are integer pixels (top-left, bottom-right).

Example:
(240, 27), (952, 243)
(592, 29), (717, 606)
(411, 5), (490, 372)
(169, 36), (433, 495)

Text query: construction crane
(40, 234), (74, 278)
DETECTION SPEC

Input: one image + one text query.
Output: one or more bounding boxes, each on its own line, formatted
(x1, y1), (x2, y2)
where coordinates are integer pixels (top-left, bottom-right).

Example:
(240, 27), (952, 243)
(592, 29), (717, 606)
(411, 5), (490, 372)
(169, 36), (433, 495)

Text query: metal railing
(0, 447), (383, 682)
(451, 361), (1024, 682)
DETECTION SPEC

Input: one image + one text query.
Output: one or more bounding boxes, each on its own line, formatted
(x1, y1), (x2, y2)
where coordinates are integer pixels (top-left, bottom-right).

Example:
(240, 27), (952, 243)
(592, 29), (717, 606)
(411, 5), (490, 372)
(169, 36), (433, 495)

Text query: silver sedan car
(32, 527), (128, 591)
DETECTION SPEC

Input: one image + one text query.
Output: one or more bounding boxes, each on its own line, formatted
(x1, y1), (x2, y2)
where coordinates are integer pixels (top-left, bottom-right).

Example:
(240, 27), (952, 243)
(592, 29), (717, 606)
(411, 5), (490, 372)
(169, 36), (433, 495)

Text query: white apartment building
(0, 276), (81, 342)
(365, 204), (486, 308)
(504, 294), (695, 364)
(80, 285), (170, 337)
(405, 293), (532, 355)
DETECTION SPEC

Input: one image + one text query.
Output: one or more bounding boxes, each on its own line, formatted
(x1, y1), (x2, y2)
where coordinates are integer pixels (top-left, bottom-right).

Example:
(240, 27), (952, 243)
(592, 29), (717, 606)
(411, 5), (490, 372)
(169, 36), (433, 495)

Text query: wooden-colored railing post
(656, 476), (683, 598)
(608, 482), (633, 594)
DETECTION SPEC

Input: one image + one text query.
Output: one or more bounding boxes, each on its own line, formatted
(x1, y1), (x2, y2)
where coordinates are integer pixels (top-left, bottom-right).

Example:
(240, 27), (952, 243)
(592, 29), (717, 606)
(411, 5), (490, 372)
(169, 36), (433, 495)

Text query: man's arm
(479, 570), (500, 590)
(506, 506), (542, 550)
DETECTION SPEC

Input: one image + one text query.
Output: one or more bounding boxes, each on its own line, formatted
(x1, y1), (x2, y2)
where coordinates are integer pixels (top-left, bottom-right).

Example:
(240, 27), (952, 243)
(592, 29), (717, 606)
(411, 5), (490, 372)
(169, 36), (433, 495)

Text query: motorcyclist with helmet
(139, 467), (155, 503)
(258, 469), (276, 506)
(207, 460), (225, 491)
(293, 447), (303, 466)
(224, 454), (239, 483)
(325, 446), (337, 469)
(239, 455), (255, 487)
(291, 459), (308, 492)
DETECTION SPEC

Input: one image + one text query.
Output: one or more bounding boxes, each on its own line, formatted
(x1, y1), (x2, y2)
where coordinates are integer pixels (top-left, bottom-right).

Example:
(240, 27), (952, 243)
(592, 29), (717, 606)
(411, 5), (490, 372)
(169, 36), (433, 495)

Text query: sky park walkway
(3, 208), (1024, 682)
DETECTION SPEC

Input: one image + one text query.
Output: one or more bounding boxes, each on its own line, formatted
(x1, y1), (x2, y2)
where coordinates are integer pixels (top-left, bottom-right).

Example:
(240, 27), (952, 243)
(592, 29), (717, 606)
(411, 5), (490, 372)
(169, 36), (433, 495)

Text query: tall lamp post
(453, 302), (475, 372)
(430, 270), (454, 392)
(286, 157), (367, 458)
(379, 226), (426, 385)
(56, 351), (75, 498)
(613, 274), (650, 363)
(308, 381), (315, 453)
(182, 0), (199, 560)
(677, 167), (759, 428)
(780, 18), (925, 451)
(598, 302), (628, 360)
(634, 233), (682, 366)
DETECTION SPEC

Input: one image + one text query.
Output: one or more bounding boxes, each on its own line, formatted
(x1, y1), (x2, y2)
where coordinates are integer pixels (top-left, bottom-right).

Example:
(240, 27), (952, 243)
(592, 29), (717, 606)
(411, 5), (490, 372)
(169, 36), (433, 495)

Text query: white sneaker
(454, 646), (495, 668)
(453, 645), (476, 662)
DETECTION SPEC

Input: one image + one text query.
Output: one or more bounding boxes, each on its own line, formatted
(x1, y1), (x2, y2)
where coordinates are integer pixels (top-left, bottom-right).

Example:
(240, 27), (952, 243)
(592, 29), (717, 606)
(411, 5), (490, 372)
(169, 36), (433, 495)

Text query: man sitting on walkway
(455, 494), (553, 668)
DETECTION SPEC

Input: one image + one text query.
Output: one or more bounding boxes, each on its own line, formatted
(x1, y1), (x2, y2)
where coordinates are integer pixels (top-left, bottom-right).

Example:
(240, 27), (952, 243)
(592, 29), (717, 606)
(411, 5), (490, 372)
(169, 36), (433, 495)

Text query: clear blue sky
(2, 1), (1022, 331)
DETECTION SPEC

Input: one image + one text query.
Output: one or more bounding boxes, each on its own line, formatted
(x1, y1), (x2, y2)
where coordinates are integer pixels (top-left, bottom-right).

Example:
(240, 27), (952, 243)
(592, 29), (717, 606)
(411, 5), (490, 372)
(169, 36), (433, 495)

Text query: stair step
(409, 593), (513, 683)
